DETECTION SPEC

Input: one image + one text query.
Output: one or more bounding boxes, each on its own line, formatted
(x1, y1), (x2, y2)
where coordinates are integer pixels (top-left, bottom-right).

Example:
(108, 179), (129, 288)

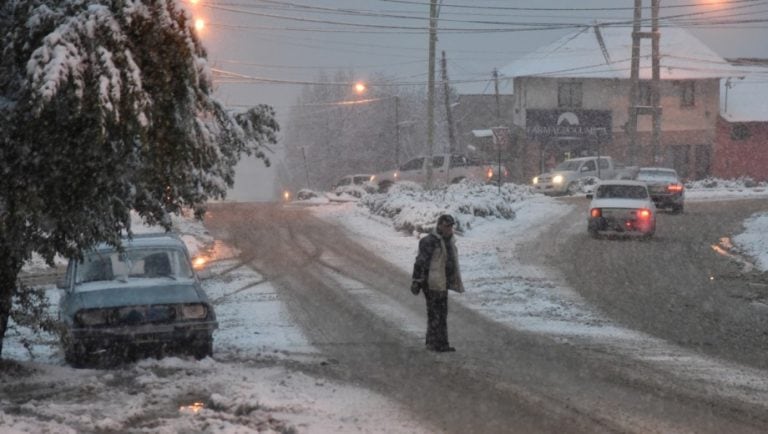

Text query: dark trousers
(424, 289), (449, 349)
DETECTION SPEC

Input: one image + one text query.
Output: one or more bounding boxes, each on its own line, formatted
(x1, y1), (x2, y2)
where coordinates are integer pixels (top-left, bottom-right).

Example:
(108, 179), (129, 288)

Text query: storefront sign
(526, 109), (612, 140)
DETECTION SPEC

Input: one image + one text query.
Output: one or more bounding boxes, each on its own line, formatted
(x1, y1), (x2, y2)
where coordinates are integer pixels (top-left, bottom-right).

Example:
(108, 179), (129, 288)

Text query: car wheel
(64, 341), (88, 368)
(451, 176), (465, 184)
(672, 204), (684, 214)
(378, 181), (393, 193)
(566, 182), (579, 195)
(191, 338), (213, 360)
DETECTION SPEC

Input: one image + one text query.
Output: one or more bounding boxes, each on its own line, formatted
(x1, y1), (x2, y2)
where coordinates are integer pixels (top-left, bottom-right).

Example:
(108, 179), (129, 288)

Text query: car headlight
(180, 303), (208, 319)
(532, 176), (539, 184)
(553, 175), (564, 184)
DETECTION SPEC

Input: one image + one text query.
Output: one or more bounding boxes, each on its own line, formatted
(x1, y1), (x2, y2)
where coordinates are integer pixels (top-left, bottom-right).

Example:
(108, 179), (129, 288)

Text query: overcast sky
(189, 0), (768, 200)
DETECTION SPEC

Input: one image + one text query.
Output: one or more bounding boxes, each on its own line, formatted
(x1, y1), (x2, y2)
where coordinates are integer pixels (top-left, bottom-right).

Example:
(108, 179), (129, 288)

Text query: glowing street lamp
(194, 18), (205, 32)
(352, 81), (401, 167)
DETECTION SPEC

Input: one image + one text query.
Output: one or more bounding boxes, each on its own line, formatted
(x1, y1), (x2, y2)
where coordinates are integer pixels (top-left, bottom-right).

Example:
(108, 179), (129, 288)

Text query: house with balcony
(499, 24), (739, 181)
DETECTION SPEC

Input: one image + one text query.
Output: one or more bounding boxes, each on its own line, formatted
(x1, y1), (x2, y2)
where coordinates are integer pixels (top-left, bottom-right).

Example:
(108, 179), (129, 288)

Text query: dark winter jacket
(412, 230), (464, 293)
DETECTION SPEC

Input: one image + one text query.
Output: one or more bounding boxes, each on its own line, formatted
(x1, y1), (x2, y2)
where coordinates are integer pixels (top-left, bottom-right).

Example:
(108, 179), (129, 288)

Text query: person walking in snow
(410, 214), (465, 352)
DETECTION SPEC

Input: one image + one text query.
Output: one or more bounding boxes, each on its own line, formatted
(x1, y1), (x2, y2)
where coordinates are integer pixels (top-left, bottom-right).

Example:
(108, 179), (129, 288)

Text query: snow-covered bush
(686, 177), (767, 190)
(359, 181), (539, 234)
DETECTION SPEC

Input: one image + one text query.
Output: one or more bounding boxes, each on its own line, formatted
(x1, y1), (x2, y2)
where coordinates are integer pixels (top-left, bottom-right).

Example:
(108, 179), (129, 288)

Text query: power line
(377, 0), (764, 12)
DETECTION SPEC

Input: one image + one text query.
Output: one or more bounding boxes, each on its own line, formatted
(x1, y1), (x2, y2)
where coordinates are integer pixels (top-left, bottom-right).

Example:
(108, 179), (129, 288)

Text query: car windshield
(554, 160), (583, 171)
(636, 170), (678, 182)
(595, 184), (649, 199)
(75, 247), (193, 286)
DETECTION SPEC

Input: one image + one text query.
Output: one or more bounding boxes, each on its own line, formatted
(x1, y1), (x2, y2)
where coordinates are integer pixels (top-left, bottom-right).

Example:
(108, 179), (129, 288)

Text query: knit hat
(437, 214), (455, 226)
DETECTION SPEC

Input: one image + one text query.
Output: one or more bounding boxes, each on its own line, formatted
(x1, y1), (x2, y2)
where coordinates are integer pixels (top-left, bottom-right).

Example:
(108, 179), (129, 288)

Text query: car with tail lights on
(587, 180), (656, 239)
(634, 167), (685, 213)
(371, 153), (509, 192)
(57, 233), (217, 367)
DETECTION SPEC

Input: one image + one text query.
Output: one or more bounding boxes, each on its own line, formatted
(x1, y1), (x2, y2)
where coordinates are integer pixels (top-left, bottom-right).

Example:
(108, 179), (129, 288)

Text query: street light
(353, 82), (401, 168)
(194, 18), (205, 32)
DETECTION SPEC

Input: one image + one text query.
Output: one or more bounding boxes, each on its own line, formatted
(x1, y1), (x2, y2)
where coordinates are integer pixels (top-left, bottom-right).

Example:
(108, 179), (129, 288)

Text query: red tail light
(667, 183), (684, 193)
(638, 208), (651, 219)
(590, 208), (602, 218)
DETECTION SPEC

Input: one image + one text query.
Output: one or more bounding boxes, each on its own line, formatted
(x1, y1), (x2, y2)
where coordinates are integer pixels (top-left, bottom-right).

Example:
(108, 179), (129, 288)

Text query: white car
(333, 174), (376, 197)
(586, 180), (656, 239)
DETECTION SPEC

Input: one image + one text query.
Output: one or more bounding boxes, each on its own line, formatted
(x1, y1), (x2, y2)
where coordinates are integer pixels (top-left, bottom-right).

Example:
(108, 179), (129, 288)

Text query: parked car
(57, 233), (218, 367)
(634, 167), (685, 213)
(333, 174), (376, 197)
(371, 153), (509, 192)
(586, 180), (656, 239)
(532, 156), (638, 195)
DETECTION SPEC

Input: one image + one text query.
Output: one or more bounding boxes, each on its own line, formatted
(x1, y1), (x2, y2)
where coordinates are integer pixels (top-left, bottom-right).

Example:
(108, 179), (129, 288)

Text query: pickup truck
(371, 153), (509, 192)
(532, 156), (637, 195)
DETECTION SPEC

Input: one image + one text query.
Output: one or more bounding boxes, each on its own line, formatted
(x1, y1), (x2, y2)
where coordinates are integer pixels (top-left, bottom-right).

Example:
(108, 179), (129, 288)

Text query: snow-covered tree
(0, 0), (278, 358)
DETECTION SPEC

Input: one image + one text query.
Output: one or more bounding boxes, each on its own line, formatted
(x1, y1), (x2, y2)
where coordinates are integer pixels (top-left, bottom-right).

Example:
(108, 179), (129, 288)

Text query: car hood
(538, 169), (575, 177)
(590, 198), (654, 209)
(70, 282), (207, 310)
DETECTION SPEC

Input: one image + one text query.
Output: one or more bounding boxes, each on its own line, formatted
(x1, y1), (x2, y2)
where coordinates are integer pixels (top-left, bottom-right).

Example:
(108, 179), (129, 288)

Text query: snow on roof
(500, 25), (739, 80)
(720, 66), (768, 122)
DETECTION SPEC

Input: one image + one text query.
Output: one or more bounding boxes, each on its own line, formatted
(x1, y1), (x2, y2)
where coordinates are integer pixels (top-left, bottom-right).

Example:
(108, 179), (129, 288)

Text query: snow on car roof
(595, 179), (648, 187)
(92, 233), (187, 252)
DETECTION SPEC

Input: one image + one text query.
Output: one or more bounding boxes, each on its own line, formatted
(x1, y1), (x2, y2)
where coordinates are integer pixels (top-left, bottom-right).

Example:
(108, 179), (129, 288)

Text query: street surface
(204, 200), (768, 433)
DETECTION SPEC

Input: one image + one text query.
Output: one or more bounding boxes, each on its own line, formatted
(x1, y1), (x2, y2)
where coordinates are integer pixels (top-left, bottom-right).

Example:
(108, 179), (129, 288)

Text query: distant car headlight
(553, 175), (564, 184)
(180, 303), (208, 320)
(532, 176), (539, 184)
(75, 309), (109, 326)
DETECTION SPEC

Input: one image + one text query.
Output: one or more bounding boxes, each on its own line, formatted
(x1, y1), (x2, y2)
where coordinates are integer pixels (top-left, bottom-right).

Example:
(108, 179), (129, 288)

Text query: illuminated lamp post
(353, 82), (401, 168)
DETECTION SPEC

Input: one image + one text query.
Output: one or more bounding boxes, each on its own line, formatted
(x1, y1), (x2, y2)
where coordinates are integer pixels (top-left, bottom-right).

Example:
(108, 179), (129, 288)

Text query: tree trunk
(0, 246), (22, 360)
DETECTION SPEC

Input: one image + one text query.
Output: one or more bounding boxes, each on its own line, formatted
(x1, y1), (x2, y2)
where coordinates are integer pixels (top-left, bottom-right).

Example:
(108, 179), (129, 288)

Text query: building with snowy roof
(713, 60), (768, 181)
(498, 24), (741, 180)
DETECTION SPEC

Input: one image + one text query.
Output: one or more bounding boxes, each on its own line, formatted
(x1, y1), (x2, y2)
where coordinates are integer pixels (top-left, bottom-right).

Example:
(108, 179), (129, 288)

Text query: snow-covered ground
(3, 178), (768, 432)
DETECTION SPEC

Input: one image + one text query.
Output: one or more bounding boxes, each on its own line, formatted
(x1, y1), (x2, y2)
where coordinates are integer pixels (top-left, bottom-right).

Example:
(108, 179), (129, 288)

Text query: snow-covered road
(3, 179), (768, 432)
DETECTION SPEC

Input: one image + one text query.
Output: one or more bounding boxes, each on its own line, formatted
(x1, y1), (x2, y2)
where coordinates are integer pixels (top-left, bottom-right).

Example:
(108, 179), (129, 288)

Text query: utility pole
(441, 51), (457, 155)
(426, 0), (438, 188)
(493, 68), (501, 121)
(627, 0), (662, 166)
(301, 146), (310, 189)
(650, 0), (662, 164)
(394, 95), (400, 168)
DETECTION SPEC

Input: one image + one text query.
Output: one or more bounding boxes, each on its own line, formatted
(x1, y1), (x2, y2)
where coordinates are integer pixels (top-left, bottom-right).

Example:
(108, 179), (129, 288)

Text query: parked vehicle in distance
(371, 153), (509, 192)
(57, 233), (218, 367)
(333, 174), (376, 197)
(586, 180), (656, 239)
(634, 167), (685, 213)
(532, 156), (638, 195)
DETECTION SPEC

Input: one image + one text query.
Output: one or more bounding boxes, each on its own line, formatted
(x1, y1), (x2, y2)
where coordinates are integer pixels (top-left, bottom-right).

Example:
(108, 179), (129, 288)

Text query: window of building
(558, 82), (582, 108)
(731, 124), (750, 141)
(680, 81), (695, 107)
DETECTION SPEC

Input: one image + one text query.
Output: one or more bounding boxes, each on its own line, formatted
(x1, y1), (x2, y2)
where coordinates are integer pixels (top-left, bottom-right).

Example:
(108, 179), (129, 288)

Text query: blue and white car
(57, 233), (217, 367)
(586, 180), (657, 239)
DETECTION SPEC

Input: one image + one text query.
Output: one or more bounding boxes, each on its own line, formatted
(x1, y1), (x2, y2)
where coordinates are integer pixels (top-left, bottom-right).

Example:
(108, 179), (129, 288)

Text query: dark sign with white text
(526, 109), (612, 141)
